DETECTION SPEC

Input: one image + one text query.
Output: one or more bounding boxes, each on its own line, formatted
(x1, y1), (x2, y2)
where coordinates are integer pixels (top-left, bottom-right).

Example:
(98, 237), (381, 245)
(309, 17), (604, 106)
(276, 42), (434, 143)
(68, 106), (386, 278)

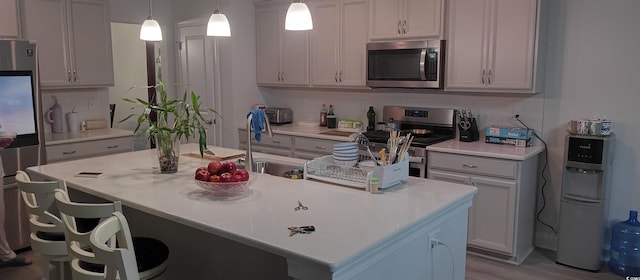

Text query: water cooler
(556, 134), (614, 271)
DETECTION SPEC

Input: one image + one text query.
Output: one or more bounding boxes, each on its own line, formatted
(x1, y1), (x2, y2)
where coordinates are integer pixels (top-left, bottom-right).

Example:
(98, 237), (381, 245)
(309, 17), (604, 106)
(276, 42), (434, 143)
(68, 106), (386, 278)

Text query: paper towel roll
(66, 112), (79, 132)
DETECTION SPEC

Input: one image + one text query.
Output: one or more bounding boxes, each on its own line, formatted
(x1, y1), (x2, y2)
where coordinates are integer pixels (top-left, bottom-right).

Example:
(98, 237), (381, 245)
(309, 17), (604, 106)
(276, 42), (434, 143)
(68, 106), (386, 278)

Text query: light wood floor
(1, 248), (621, 280)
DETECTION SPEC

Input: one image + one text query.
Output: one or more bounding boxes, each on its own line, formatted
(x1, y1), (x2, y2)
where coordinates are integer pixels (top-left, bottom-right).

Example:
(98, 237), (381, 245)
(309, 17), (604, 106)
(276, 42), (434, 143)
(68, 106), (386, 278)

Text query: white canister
(589, 120), (603, 136)
(66, 112), (80, 132)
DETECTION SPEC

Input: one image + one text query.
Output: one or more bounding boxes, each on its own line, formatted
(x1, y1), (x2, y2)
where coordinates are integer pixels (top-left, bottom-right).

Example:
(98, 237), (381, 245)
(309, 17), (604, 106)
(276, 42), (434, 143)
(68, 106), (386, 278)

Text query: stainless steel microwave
(366, 40), (445, 89)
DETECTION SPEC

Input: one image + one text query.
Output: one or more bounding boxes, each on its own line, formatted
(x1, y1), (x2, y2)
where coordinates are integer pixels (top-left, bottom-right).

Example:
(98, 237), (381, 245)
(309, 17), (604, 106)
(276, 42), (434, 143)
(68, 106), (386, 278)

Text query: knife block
(459, 118), (480, 142)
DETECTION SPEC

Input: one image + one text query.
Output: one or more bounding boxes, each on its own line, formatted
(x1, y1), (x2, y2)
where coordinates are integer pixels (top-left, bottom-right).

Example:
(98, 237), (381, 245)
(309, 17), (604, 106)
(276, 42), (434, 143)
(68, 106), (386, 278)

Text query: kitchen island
(27, 144), (476, 280)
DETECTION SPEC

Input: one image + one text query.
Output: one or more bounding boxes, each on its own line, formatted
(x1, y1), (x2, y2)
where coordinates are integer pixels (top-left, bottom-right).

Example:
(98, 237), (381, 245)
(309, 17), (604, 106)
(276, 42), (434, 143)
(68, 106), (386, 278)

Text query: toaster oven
(264, 108), (292, 125)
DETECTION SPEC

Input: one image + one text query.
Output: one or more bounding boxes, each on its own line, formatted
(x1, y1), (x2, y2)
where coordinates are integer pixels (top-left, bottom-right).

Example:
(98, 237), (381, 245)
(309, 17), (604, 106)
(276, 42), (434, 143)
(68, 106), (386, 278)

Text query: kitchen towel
(248, 109), (264, 142)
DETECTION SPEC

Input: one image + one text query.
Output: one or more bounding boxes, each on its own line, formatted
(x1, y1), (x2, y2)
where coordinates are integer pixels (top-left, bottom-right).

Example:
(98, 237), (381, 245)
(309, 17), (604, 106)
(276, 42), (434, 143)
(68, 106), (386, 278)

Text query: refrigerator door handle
(563, 194), (602, 203)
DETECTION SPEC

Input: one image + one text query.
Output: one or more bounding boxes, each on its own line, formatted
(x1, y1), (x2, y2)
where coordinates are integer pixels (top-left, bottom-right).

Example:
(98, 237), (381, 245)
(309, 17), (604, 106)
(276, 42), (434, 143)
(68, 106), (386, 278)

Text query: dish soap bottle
(366, 106), (376, 131)
(320, 104), (328, 127)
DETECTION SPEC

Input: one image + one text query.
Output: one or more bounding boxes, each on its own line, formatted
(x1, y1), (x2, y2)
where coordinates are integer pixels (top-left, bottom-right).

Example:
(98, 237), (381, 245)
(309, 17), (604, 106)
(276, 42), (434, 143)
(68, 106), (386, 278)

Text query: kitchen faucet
(246, 111), (273, 172)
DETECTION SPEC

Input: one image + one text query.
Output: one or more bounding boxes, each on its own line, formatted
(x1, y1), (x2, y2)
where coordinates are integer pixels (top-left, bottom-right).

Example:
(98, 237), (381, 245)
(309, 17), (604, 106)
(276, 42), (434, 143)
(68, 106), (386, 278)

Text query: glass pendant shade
(207, 10), (231, 37)
(140, 18), (162, 41)
(285, 2), (313, 31)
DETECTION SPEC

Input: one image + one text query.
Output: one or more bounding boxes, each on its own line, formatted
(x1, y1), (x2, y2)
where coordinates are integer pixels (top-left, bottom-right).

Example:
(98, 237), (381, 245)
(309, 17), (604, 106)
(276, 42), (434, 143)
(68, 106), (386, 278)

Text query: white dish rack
(304, 155), (408, 189)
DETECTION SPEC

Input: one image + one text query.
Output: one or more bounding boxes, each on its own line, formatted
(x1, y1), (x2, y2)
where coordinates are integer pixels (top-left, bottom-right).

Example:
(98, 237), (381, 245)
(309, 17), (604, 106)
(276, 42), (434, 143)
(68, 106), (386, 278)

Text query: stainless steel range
(361, 106), (456, 178)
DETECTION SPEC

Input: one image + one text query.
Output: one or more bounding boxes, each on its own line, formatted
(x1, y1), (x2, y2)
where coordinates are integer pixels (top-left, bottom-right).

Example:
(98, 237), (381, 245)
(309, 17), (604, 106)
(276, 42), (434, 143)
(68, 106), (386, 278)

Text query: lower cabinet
(292, 136), (339, 160)
(427, 151), (539, 264)
(47, 136), (133, 163)
(238, 129), (292, 157)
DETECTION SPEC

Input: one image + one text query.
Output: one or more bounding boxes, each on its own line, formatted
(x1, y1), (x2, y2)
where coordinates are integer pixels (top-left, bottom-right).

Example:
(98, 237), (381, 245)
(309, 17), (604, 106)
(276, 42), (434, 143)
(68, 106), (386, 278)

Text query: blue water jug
(609, 210), (640, 276)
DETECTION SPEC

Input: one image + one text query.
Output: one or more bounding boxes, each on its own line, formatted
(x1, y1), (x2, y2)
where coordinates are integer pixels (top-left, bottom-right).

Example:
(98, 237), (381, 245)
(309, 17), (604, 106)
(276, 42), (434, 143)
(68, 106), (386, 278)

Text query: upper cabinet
(0, 0), (20, 38)
(256, 2), (309, 86)
(310, 0), (368, 87)
(369, 0), (443, 40)
(445, 0), (546, 93)
(21, 0), (114, 89)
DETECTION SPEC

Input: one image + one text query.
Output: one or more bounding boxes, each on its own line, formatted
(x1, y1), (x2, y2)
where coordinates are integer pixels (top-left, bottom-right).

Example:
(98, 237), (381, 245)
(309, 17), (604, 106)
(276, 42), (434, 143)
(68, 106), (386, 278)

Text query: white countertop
(27, 143), (476, 274)
(45, 128), (134, 146)
(427, 139), (545, 161)
(240, 123), (362, 141)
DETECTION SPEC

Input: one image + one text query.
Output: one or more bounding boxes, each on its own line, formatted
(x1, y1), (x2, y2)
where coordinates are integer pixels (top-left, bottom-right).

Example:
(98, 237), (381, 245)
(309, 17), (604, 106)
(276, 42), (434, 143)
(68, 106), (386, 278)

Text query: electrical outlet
(88, 97), (97, 111)
(428, 229), (440, 251)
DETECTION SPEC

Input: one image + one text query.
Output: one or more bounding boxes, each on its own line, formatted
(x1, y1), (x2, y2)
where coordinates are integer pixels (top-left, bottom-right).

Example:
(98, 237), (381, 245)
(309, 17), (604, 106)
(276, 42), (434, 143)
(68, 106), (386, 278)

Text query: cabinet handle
(62, 150), (77, 155)
(487, 69), (491, 84)
(339, 71), (342, 82)
(107, 145), (120, 149)
(272, 140), (281, 144)
(481, 70), (485, 84)
(462, 164), (478, 169)
(314, 145), (326, 150)
(281, 72), (284, 82)
(277, 72), (281, 81)
(67, 70), (72, 83)
(402, 20), (407, 34)
(335, 71), (338, 82)
(397, 20), (402, 34)
(73, 70), (77, 82)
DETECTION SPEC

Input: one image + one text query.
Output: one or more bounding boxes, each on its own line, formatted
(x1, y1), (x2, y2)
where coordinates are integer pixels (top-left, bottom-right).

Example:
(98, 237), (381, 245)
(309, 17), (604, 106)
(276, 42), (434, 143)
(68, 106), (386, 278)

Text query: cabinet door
(0, 0), (20, 38)
(339, 0), (368, 86)
(256, 5), (282, 84)
(280, 21), (309, 85)
(402, 0), (441, 38)
(311, 0), (339, 86)
(20, 0), (70, 87)
(368, 0), (402, 40)
(486, 0), (536, 90)
(467, 175), (516, 255)
(445, 0), (489, 89)
(66, 0), (113, 87)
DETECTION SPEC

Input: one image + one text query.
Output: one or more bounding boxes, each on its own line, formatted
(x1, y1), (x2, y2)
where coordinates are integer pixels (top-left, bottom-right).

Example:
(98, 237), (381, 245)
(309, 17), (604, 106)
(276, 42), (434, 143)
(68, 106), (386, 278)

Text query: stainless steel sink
(236, 159), (303, 178)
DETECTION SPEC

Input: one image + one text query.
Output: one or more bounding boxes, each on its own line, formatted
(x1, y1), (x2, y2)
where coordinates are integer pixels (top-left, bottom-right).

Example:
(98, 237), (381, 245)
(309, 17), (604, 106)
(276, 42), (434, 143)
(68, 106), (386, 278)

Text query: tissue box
(485, 126), (533, 140)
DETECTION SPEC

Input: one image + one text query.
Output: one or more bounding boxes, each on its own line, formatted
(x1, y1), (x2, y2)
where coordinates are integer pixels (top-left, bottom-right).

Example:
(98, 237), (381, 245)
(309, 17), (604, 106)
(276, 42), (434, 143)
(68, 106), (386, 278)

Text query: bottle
(366, 106), (376, 131)
(327, 104), (337, 128)
(609, 210), (640, 277)
(320, 104), (328, 127)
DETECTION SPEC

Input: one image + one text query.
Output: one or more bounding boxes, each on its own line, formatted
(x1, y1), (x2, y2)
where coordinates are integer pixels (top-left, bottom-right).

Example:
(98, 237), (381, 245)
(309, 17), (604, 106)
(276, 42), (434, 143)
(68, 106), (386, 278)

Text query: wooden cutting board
(182, 146), (245, 161)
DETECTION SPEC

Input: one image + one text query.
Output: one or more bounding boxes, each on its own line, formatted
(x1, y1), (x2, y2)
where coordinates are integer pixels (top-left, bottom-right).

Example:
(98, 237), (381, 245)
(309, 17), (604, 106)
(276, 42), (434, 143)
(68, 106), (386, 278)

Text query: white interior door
(177, 24), (221, 146)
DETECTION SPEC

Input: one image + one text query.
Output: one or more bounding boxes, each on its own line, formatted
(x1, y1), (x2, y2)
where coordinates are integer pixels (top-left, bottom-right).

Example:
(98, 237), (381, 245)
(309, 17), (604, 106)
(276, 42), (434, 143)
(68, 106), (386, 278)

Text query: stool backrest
(90, 212), (139, 280)
(15, 170), (68, 257)
(54, 189), (123, 277)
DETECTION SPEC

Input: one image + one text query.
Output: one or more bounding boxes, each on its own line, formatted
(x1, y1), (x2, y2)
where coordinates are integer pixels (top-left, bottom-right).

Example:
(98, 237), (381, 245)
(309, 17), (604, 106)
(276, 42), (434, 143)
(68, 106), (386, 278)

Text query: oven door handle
(419, 49), (427, 81)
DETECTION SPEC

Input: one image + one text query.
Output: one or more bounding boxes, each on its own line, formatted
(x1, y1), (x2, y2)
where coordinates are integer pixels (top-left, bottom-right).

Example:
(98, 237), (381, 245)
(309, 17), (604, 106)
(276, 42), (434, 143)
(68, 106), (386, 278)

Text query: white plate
(333, 142), (358, 149)
(333, 150), (358, 156)
(333, 159), (358, 167)
(333, 155), (359, 161)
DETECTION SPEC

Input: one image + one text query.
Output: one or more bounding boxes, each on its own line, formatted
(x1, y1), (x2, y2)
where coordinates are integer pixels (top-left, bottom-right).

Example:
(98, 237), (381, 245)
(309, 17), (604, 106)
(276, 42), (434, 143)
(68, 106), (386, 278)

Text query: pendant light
(140, 0), (162, 41)
(285, 0), (313, 31)
(207, 0), (231, 37)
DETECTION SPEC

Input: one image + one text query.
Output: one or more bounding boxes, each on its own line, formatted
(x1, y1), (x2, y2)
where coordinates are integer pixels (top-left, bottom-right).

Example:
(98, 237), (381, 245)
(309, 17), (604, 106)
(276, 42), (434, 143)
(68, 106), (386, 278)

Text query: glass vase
(155, 133), (180, 174)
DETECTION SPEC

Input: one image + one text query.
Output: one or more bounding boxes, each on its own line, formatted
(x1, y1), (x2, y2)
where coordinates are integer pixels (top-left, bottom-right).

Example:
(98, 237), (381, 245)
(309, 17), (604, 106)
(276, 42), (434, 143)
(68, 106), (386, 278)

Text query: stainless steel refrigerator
(0, 39), (47, 250)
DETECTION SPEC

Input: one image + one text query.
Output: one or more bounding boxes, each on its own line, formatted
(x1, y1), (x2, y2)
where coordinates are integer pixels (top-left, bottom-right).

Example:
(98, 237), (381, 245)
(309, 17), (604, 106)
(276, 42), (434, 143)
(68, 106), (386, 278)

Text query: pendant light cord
(148, 0), (153, 18)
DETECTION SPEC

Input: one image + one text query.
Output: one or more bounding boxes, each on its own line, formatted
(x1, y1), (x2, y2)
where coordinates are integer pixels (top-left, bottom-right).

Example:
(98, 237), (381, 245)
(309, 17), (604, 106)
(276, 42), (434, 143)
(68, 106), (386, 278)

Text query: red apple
(231, 174), (244, 182)
(219, 172), (233, 182)
(195, 166), (208, 174)
(208, 160), (223, 175)
(208, 174), (221, 182)
(194, 169), (210, 181)
(220, 161), (237, 175)
(235, 169), (250, 181)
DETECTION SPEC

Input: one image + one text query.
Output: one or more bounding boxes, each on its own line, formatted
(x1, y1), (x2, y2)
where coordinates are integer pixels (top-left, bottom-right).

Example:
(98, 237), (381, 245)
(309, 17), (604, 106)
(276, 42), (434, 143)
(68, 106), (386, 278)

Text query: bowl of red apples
(194, 160), (252, 197)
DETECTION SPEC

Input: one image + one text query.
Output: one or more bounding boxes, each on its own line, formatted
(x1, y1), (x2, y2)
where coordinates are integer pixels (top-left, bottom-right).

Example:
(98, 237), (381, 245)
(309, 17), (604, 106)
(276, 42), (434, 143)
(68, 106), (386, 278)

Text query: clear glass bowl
(194, 176), (253, 197)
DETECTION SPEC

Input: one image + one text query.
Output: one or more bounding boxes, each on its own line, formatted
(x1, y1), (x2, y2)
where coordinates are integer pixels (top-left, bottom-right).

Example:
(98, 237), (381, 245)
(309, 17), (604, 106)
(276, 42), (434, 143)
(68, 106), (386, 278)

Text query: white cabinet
(238, 129), (293, 157)
(47, 136), (133, 163)
(445, 0), (545, 93)
(292, 136), (339, 160)
(369, 0), (443, 40)
(20, 0), (114, 88)
(0, 0), (20, 38)
(427, 151), (539, 264)
(255, 2), (309, 86)
(310, 0), (368, 87)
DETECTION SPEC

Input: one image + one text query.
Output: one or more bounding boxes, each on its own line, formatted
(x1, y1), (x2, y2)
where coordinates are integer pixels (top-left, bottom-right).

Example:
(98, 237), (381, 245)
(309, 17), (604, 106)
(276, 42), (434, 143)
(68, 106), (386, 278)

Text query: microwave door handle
(419, 49), (427, 81)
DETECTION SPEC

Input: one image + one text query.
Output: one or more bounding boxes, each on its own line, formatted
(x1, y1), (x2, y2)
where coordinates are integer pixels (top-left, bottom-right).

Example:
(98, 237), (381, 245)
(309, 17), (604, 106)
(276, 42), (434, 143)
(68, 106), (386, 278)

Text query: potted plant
(122, 81), (219, 173)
